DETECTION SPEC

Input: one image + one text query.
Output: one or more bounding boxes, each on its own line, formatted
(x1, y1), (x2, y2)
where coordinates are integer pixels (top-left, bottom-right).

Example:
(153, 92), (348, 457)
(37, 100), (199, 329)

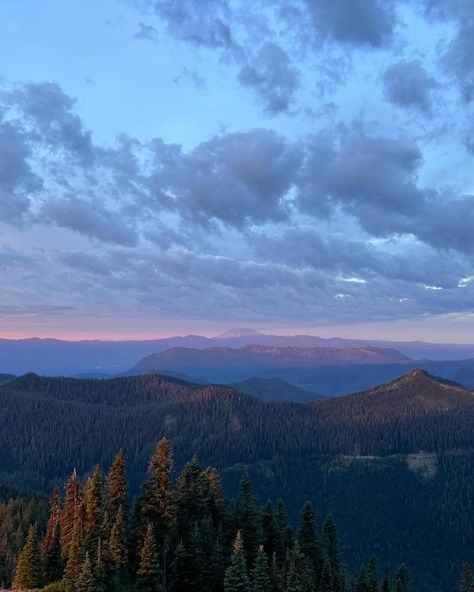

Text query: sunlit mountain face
(1, 0), (474, 341)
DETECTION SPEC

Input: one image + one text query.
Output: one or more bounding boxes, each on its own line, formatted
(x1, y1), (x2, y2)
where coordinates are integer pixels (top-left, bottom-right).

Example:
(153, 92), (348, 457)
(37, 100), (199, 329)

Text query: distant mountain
(2, 330), (474, 376)
(230, 377), (325, 402)
(217, 328), (264, 338)
(0, 373), (15, 386)
(125, 344), (411, 382)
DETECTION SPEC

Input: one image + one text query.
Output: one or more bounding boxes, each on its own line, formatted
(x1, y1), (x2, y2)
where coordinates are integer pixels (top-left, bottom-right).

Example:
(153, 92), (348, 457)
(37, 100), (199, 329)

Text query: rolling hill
(230, 377), (325, 402)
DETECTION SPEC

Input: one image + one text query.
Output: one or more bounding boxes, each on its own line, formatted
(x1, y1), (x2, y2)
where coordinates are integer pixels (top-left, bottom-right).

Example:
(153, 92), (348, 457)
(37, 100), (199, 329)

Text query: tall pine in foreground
(106, 450), (128, 522)
(251, 546), (271, 592)
(13, 524), (43, 590)
(224, 531), (251, 592)
(136, 525), (161, 592)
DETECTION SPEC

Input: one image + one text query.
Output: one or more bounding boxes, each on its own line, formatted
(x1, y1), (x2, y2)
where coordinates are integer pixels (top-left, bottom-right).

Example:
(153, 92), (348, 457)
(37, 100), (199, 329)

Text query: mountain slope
(230, 377), (325, 402)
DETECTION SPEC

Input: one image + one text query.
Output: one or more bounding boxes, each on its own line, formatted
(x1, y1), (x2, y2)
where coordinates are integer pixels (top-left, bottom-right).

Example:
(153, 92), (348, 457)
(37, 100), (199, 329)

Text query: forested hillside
(1, 371), (474, 590)
(6, 440), (411, 592)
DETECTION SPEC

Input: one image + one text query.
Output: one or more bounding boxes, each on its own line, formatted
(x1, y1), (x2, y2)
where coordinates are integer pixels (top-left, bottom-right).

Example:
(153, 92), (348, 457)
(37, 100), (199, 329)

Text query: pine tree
(44, 521), (64, 583)
(224, 531), (251, 592)
(459, 563), (474, 592)
(251, 546), (271, 592)
(93, 539), (108, 592)
(78, 553), (97, 592)
(61, 469), (82, 559)
(63, 522), (84, 592)
(285, 541), (313, 592)
(318, 558), (332, 592)
(394, 564), (409, 592)
(259, 502), (278, 561)
(84, 466), (104, 557)
(13, 524), (43, 590)
(136, 525), (161, 592)
(175, 455), (207, 540)
(106, 450), (128, 522)
(274, 499), (292, 567)
(354, 567), (368, 592)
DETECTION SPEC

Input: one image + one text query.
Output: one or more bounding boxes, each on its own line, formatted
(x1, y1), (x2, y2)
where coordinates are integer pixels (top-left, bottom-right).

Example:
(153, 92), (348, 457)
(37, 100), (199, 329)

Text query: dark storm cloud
(303, 0), (396, 48)
(42, 197), (139, 246)
(10, 82), (95, 165)
(383, 60), (439, 113)
(0, 119), (42, 224)
(238, 42), (300, 114)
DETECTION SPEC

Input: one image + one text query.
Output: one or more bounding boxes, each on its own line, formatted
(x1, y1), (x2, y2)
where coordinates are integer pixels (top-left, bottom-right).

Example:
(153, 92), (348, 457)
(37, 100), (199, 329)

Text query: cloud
(383, 60), (439, 113)
(134, 22), (159, 43)
(42, 197), (139, 246)
(238, 42), (300, 114)
(151, 128), (302, 228)
(0, 119), (42, 224)
(303, 0), (396, 48)
(10, 82), (95, 165)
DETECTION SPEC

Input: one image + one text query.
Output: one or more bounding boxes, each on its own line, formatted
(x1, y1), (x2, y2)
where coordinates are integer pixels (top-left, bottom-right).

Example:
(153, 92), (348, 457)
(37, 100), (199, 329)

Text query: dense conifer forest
(1, 371), (474, 590)
(7, 439), (413, 592)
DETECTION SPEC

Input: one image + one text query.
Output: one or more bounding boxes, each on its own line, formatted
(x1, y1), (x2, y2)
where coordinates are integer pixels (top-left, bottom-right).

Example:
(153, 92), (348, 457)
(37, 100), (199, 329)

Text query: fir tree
(78, 553), (97, 592)
(394, 564), (410, 592)
(251, 546), (271, 592)
(286, 541), (313, 592)
(63, 522), (84, 592)
(169, 540), (192, 592)
(109, 505), (127, 578)
(43, 487), (61, 556)
(322, 515), (341, 592)
(13, 524), (43, 590)
(136, 525), (161, 592)
(106, 450), (128, 522)
(44, 522), (63, 583)
(224, 531), (251, 592)
(93, 539), (108, 592)
(366, 556), (378, 592)
(237, 470), (259, 565)
(381, 568), (390, 592)
(61, 469), (82, 559)
(298, 501), (322, 583)
(84, 466), (104, 557)
(459, 563), (474, 592)
(355, 567), (368, 592)
(318, 558), (333, 592)
(274, 499), (292, 567)
(259, 502), (279, 561)
(141, 438), (175, 539)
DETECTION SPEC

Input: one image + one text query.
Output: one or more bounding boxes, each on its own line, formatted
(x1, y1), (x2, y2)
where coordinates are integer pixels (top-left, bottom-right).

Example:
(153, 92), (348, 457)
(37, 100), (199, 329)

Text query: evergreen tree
(93, 539), (108, 592)
(251, 546), (271, 592)
(318, 558), (333, 592)
(394, 564), (409, 592)
(141, 438), (175, 540)
(44, 522), (64, 583)
(106, 450), (128, 522)
(13, 524), (43, 590)
(286, 541), (313, 592)
(355, 567), (368, 592)
(459, 563), (474, 592)
(136, 525), (161, 592)
(224, 531), (251, 592)
(298, 501), (322, 583)
(187, 523), (209, 592)
(274, 499), (292, 567)
(259, 502), (279, 561)
(169, 541), (192, 592)
(63, 522), (84, 592)
(381, 568), (390, 592)
(322, 515), (341, 592)
(78, 553), (97, 592)
(61, 469), (82, 560)
(43, 487), (61, 556)
(366, 556), (378, 592)
(175, 455), (207, 540)
(84, 466), (104, 557)
(109, 505), (127, 579)
(237, 470), (259, 565)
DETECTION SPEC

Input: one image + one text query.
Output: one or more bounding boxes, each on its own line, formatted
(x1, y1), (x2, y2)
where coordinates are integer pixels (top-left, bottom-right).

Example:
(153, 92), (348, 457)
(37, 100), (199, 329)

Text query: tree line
(12, 439), (411, 592)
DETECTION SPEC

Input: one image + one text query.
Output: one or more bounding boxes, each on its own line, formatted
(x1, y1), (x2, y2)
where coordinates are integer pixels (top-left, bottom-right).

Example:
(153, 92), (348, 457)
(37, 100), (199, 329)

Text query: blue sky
(1, 0), (474, 341)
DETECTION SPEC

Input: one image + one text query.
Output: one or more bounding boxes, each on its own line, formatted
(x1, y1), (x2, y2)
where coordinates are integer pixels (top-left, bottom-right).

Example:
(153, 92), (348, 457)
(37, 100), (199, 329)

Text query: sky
(1, 0), (474, 341)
